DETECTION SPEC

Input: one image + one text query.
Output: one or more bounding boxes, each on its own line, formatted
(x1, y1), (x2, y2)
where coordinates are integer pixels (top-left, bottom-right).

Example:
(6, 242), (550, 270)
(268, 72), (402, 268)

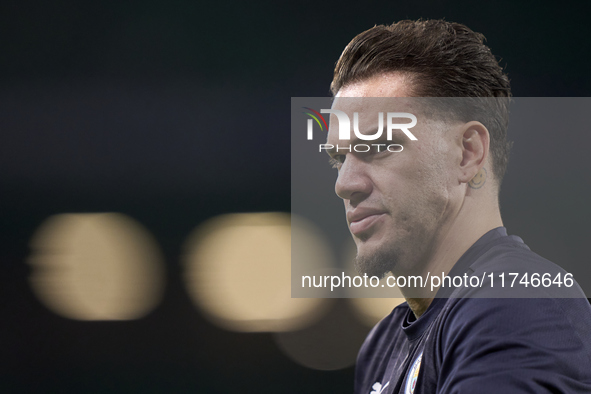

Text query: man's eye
(329, 155), (345, 169)
(369, 144), (393, 154)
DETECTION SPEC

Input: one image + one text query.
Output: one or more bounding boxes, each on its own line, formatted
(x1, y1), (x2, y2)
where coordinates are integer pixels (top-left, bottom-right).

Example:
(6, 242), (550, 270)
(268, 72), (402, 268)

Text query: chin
(354, 246), (397, 279)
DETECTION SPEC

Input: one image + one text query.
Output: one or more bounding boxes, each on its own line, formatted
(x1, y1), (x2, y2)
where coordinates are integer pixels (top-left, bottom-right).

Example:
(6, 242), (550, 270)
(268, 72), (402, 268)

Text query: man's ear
(458, 121), (489, 185)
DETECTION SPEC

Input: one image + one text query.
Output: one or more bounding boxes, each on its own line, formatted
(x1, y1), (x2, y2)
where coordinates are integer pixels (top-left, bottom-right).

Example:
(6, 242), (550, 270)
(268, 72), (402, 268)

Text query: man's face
(326, 74), (464, 278)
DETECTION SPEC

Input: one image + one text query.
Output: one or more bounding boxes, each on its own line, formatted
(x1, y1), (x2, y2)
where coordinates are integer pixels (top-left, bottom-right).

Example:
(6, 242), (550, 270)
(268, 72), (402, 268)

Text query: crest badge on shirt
(404, 351), (423, 394)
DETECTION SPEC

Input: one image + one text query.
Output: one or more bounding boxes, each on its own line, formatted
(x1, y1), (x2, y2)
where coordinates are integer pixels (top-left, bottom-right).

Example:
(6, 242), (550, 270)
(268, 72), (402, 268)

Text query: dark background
(1, 1), (590, 393)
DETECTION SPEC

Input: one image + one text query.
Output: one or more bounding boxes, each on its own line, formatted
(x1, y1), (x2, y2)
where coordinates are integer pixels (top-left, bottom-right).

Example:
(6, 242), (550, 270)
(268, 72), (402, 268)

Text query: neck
(402, 194), (503, 319)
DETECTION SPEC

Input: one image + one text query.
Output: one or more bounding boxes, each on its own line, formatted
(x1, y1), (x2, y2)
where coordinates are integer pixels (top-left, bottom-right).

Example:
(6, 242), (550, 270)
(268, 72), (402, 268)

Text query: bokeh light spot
(27, 213), (165, 321)
(183, 212), (330, 332)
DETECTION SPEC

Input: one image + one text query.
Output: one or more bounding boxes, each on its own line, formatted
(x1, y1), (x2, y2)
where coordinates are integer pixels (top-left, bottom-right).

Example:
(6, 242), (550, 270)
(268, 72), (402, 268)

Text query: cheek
(375, 141), (456, 204)
(416, 156), (457, 213)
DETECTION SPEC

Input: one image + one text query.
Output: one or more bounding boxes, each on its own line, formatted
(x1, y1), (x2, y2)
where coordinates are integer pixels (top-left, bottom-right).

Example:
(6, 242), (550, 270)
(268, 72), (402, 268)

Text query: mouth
(349, 213), (386, 236)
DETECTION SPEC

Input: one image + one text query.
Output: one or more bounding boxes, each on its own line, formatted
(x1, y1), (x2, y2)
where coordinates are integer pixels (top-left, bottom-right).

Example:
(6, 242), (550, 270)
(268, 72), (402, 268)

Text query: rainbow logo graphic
(302, 107), (328, 140)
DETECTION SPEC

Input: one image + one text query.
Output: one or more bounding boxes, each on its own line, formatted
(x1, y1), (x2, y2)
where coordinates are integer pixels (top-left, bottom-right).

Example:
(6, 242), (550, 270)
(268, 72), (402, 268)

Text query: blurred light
(183, 212), (330, 332)
(27, 213), (165, 321)
(291, 215), (340, 298)
(342, 239), (406, 327)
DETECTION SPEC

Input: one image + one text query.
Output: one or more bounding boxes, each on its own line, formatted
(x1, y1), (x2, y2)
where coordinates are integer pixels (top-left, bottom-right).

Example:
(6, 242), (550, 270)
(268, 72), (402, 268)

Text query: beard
(354, 243), (401, 279)
(353, 217), (433, 280)
(354, 238), (431, 299)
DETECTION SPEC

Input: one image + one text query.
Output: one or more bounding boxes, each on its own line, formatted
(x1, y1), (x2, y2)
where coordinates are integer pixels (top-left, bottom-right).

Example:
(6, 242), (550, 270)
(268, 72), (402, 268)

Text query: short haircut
(331, 19), (512, 184)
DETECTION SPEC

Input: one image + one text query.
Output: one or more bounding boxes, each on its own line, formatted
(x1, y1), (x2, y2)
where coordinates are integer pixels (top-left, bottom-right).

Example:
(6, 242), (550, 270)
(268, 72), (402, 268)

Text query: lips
(347, 208), (387, 235)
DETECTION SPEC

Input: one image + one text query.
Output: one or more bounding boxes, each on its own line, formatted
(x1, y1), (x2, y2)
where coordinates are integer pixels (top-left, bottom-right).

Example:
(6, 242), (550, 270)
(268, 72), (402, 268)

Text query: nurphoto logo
(302, 107), (418, 153)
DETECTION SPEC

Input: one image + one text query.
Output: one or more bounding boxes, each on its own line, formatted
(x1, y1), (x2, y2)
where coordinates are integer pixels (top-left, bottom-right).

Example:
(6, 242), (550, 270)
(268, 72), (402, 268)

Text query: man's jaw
(354, 243), (397, 279)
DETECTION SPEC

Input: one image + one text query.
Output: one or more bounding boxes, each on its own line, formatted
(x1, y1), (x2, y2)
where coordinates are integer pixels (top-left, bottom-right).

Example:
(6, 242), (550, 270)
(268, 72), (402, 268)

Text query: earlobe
(458, 121), (489, 184)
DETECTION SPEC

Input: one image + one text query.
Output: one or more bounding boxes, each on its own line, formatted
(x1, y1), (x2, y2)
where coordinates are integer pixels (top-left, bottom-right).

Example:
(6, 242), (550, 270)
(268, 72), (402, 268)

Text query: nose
(335, 155), (372, 203)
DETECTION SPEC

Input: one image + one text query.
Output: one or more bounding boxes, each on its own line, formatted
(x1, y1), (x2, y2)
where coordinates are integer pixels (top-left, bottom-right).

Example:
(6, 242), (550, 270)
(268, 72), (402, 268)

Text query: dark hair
(331, 19), (512, 183)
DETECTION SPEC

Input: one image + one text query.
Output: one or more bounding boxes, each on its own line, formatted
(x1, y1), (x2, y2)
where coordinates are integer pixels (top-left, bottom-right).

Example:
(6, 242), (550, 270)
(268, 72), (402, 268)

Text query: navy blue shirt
(355, 228), (591, 394)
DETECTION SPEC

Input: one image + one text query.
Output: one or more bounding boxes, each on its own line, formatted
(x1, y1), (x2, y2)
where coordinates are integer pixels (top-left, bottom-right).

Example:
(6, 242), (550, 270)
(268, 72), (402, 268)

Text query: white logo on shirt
(370, 381), (389, 394)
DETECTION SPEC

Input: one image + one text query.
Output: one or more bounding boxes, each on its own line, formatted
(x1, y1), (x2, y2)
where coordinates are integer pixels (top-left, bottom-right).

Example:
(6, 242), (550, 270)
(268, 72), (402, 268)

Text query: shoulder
(473, 237), (564, 273)
(433, 297), (591, 392)
(463, 236), (586, 298)
(431, 235), (591, 392)
(440, 297), (591, 349)
(441, 239), (591, 370)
